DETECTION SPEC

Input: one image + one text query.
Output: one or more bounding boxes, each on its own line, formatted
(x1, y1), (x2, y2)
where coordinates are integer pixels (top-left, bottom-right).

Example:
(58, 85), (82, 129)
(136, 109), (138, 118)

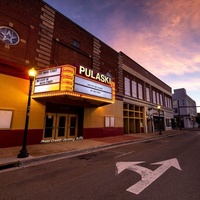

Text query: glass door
(56, 114), (68, 139)
(43, 113), (78, 140)
(43, 113), (56, 139)
(68, 115), (78, 138)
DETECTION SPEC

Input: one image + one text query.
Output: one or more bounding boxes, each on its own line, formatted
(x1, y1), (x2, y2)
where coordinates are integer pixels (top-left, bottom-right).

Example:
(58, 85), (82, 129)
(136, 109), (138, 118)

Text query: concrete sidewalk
(0, 130), (184, 168)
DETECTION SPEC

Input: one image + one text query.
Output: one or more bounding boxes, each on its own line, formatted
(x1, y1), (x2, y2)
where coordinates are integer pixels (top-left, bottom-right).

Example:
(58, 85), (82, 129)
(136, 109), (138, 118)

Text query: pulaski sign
(33, 65), (115, 104)
(78, 66), (111, 85)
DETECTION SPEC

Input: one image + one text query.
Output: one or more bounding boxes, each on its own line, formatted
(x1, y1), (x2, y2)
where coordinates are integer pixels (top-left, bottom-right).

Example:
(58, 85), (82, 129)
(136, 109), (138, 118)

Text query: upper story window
(124, 77), (130, 96)
(165, 96), (168, 107)
(160, 93), (163, 105)
(72, 39), (80, 49)
(153, 90), (156, 104)
(168, 98), (172, 108)
(156, 92), (160, 105)
(146, 87), (150, 102)
(132, 80), (137, 98)
(138, 83), (143, 99)
(165, 96), (172, 108)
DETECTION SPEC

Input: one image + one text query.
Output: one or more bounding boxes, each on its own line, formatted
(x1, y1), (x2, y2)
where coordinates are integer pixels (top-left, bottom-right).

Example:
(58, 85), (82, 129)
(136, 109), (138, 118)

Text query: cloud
(45, 0), (200, 75)
(103, 0), (200, 80)
(165, 75), (200, 91)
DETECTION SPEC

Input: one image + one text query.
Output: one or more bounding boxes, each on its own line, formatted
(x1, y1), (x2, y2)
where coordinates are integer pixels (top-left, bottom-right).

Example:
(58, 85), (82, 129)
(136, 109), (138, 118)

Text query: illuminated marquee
(74, 76), (112, 99)
(33, 65), (115, 104)
(34, 67), (61, 93)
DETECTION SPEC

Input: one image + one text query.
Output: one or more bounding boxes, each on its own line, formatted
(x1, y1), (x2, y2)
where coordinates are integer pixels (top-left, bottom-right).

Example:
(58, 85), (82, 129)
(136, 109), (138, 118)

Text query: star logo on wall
(0, 26), (20, 45)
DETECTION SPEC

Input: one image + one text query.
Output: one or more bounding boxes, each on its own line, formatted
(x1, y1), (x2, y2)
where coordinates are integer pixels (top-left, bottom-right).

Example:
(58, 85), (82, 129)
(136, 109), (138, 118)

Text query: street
(0, 131), (200, 200)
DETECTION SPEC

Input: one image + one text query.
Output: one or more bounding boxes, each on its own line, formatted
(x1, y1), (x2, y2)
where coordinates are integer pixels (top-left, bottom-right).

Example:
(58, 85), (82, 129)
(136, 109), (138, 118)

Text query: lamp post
(18, 68), (36, 158)
(157, 105), (162, 135)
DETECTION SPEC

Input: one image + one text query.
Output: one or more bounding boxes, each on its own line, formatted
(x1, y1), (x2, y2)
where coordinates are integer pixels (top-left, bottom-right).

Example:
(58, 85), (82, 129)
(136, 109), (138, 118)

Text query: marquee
(32, 65), (115, 104)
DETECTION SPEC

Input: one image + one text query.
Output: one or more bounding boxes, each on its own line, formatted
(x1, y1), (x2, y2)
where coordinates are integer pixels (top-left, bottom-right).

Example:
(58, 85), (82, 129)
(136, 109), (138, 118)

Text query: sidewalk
(0, 130), (184, 168)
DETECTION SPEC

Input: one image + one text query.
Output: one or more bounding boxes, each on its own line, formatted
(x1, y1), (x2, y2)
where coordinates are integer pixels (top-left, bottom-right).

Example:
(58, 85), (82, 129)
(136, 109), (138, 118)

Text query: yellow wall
(0, 74), (45, 129)
(84, 100), (123, 128)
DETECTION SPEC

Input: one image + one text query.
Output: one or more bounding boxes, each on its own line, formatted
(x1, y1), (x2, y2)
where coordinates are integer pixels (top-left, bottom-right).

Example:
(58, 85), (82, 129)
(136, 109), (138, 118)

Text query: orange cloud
(105, 0), (200, 80)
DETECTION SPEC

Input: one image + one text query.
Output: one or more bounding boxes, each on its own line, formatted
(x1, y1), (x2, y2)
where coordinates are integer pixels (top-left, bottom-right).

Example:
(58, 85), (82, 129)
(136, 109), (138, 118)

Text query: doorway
(43, 113), (78, 140)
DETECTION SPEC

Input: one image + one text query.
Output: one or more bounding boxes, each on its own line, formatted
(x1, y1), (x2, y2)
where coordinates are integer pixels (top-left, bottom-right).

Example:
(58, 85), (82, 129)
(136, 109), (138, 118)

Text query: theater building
(0, 0), (173, 147)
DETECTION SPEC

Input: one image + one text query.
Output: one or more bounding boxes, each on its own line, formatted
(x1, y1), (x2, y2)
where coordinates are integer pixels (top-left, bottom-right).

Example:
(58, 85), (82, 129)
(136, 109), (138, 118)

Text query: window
(132, 80), (137, 97)
(168, 98), (172, 108)
(146, 87), (150, 102)
(164, 96), (172, 108)
(156, 92), (160, 105)
(72, 39), (80, 49)
(153, 90), (156, 104)
(105, 116), (115, 127)
(160, 94), (163, 105)
(124, 77), (130, 95)
(138, 83), (143, 99)
(174, 108), (178, 113)
(166, 119), (172, 127)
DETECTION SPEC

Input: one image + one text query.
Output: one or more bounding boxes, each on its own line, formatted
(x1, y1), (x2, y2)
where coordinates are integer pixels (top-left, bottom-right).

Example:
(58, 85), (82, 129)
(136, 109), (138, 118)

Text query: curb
(0, 132), (184, 170)
(19, 132), (179, 166)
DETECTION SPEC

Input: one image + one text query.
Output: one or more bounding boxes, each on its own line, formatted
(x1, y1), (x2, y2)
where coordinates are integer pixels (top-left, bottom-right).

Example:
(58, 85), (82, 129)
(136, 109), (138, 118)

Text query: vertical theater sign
(32, 65), (115, 104)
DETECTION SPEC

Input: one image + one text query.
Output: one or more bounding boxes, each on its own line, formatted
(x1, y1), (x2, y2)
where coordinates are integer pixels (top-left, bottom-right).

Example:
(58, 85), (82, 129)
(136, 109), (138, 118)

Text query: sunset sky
(44, 0), (200, 112)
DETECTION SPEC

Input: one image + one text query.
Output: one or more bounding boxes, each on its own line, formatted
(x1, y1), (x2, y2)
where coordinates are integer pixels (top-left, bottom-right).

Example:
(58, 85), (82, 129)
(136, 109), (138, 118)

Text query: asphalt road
(0, 131), (200, 200)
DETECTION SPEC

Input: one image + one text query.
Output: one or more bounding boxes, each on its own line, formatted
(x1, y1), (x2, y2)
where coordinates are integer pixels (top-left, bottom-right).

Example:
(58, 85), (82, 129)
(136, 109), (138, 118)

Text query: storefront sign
(0, 110), (13, 129)
(36, 68), (61, 78)
(78, 66), (111, 85)
(35, 76), (60, 86)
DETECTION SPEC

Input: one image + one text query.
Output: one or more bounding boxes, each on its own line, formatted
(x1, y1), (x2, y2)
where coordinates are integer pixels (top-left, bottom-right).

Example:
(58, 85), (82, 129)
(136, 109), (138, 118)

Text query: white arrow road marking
(116, 158), (182, 195)
(116, 161), (146, 174)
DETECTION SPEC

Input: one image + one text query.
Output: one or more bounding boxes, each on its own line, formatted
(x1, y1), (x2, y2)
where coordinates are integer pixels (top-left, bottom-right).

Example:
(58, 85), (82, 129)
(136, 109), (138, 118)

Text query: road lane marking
(116, 158), (182, 195)
(114, 151), (135, 158)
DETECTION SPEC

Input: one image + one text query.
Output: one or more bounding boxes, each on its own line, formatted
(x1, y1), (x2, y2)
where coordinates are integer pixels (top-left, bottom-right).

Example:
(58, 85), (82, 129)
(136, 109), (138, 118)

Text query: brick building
(0, 0), (173, 147)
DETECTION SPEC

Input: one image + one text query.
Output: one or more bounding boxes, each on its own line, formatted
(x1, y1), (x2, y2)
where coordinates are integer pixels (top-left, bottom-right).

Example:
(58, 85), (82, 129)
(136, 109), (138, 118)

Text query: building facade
(0, 0), (173, 147)
(172, 88), (197, 128)
(121, 53), (173, 134)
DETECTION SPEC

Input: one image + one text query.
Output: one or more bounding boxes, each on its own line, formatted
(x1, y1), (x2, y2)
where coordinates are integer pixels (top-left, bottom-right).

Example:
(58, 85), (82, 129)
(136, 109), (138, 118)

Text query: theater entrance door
(43, 113), (78, 140)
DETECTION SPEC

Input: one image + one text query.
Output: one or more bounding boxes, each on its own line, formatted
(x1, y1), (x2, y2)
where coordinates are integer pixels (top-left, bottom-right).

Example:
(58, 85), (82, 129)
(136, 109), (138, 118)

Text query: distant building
(172, 88), (197, 128)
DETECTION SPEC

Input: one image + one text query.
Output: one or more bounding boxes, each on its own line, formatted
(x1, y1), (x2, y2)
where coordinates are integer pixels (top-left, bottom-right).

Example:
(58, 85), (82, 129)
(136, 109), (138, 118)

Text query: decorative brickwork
(36, 5), (55, 68)
(93, 38), (101, 71)
(118, 53), (123, 98)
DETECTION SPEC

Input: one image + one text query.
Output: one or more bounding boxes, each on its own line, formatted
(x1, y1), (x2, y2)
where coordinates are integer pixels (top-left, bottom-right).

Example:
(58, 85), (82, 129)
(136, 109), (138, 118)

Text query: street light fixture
(18, 68), (36, 158)
(157, 105), (162, 135)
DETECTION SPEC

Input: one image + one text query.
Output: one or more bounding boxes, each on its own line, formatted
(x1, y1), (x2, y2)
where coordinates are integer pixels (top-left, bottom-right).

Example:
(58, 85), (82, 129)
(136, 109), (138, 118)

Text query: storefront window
(166, 119), (172, 127)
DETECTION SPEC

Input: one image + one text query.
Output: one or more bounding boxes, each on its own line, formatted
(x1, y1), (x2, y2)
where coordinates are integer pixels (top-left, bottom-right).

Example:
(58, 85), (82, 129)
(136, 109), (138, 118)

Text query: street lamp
(18, 68), (36, 158)
(157, 105), (162, 135)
